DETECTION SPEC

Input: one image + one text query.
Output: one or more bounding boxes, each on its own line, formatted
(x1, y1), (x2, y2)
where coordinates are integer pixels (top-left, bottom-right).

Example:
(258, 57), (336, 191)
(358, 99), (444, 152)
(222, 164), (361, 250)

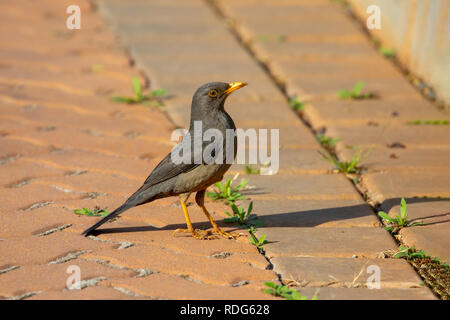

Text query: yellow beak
(224, 82), (247, 95)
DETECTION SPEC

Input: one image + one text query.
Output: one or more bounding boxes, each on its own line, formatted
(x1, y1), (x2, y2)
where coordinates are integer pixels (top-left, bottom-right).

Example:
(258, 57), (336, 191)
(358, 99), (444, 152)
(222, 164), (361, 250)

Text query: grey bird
(82, 81), (247, 239)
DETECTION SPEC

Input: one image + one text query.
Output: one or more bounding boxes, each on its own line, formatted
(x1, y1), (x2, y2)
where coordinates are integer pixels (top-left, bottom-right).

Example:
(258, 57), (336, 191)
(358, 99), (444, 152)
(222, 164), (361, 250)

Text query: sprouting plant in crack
(112, 77), (167, 107)
(386, 245), (441, 263)
(224, 201), (261, 227)
(244, 164), (260, 175)
(385, 246), (449, 299)
(379, 46), (395, 58)
(316, 133), (340, 149)
(408, 119), (449, 125)
(91, 64), (104, 73)
(337, 81), (373, 100)
(206, 176), (248, 204)
(256, 34), (286, 43)
(248, 226), (267, 249)
(289, 96), (305, 111)
(74, 207), (109, 217)
(377, 198), (423, 233)
(390, 245), (427, 260)
(319, 146), (371, 174)
(263, 282), (317, 300)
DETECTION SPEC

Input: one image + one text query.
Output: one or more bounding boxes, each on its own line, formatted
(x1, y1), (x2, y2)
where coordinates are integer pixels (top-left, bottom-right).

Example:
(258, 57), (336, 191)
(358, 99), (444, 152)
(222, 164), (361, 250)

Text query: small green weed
(74, 207), (109, 217)
(112, 77), (167, 107)
(317, 133), (340, 149)
(206, 177), (248, 203)
(379, 46), (395, 58)
(338, 81), (373, 100)
(378, 198), (423, 233)
(244, 164), (260, 175)
(387, 246), (449, 298)
(224, 201), (261, 227)
(249, 230), (267, 249)
(264, 282), (317, 300)
(91, 64), (104, 72)
(256, 34), (286, 43)
(289, 96), (305, 111)
(319, 147), (371, 174)
(408, 119), (449, 125)
(392, 245), (427, 260)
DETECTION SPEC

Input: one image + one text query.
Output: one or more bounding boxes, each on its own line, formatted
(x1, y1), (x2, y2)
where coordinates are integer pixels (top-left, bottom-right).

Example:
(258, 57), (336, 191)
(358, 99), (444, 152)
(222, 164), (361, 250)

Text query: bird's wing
(133, 134), (214, 191)
(126, 131), (226, 204)
(142, 151), (199, 188)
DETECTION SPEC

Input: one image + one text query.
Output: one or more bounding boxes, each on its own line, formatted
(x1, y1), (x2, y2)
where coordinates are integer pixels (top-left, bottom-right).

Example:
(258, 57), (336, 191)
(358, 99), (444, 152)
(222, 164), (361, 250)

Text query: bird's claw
(172, 228), (217, 240)
(172, 227), (239, 240)
(213, 228), (239, 240)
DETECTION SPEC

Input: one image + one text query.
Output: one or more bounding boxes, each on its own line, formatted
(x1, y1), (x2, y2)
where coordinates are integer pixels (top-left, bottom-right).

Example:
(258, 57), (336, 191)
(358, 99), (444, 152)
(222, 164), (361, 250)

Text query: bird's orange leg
(195, 190), (238, 240)
(172, 194), (212, 240)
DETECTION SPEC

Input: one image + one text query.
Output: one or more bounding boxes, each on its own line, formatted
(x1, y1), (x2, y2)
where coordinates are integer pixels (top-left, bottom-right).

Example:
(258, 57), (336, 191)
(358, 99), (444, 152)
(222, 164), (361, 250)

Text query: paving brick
(22, 126), (168, 159)
(383, 198), (450, 225)
(330, 125), (450, 149)
(0, 68), (130, 98)
(361, 171), (450, 204)
(212, 0), (446, 300)
(0, 159), (66, 187)
(274, 149), (335, 172)
(303, 98), (445, 128)
(236, 173), (361, 199)
(2, 0), (441, 300)
(83, 244), (276, 287)
(258, 227), (396, 259)
(400, 225), (450, 264)
(28, 286), (140, 300)
(291, 287), (436, 300)
(85, 226), (268, 270)
(271, 257), (422, 288)
(0, 231), (114, 266)
(0, 138), (49, 158)
(39, 172), (142, 197)
(250, 199), (379, 228)
(0, 183), (81, 212)
(0, 259), (135, 297)
(355, 148), (450, 171)
(31, 149), (163, 180)
(0, 100), (173, 135)
(0, 206), (78, 239)
(104, 273), (275, 300)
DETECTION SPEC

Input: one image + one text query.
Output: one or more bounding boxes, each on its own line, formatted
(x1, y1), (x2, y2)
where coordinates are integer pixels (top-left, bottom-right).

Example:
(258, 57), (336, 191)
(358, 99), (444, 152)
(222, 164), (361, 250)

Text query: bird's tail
(81, 202), (132, 236)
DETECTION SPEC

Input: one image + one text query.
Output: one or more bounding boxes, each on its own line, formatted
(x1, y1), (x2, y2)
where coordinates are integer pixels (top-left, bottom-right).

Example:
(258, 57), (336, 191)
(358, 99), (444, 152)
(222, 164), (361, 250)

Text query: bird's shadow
(89, 196), (449, 236)
(89, 220), (242, 236)
(256, 196), (450, 228)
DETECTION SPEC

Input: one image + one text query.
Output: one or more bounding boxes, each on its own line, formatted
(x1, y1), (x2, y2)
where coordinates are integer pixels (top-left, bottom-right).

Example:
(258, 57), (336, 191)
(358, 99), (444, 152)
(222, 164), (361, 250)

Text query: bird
(82, 81), (247, 239)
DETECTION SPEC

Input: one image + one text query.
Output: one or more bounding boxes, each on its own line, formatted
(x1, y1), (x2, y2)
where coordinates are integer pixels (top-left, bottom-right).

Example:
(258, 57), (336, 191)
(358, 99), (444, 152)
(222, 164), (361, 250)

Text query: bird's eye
(208, 89), (218, 98)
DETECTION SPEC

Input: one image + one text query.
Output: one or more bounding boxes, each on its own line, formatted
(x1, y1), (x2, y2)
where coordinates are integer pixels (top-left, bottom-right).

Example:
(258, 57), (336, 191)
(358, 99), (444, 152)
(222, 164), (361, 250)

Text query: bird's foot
(172, 228), (216, 240)
(212, 227), (239, 240)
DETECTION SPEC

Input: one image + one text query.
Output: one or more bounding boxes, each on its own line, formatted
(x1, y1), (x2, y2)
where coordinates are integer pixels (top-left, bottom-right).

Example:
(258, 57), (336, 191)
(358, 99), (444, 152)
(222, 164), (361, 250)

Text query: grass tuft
(337, 81), (373, 100)
(319, 146), (371, 174)
(206, 176), (248, 203)
(316, 133), (340, 149)
(112, 77), (167, 108)
(289, 96), (305, 111)
(263, 282), (317, 300)
(74, 207), (109, 217)
(377, 198), (423, 233)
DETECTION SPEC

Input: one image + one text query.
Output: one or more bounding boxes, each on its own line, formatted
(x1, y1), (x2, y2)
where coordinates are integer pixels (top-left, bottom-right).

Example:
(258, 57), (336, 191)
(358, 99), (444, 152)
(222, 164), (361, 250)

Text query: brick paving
(0, 0), (276, 300)
(213, 0), (450, 266)
(0, 0), (445, 300)
(97, 0), (437, 299)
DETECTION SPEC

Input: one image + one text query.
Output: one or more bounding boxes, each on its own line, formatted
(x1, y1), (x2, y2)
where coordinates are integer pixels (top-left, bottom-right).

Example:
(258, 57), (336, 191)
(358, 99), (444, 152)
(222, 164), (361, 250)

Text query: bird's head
(191, 81), (247, 114)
